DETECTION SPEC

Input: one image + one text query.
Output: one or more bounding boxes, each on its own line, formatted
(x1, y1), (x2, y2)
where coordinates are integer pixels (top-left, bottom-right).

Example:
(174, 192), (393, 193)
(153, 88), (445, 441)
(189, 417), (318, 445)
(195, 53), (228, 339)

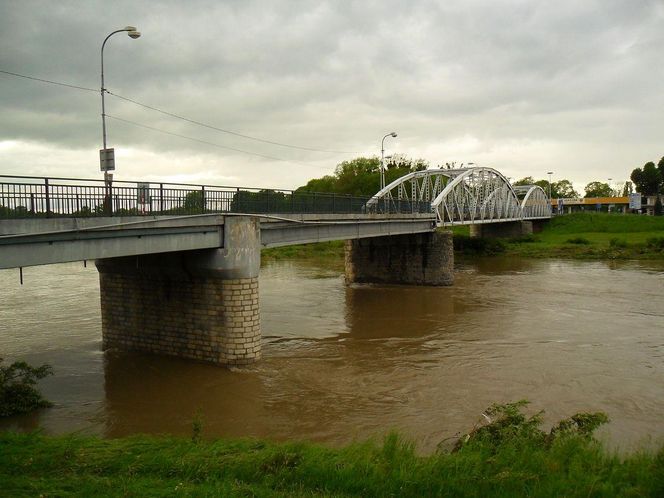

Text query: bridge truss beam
(366, 167), (551, 226)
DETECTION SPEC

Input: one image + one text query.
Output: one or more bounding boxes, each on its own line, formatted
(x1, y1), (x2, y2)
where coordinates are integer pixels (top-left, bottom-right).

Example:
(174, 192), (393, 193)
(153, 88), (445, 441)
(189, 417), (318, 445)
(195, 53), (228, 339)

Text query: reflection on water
(0, 257), (663, 452)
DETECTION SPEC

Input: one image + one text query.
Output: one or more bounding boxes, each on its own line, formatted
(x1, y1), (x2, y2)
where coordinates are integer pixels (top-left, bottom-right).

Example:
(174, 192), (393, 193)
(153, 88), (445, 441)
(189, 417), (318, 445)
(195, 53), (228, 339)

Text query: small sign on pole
(99, 148), (115, 172)
(137, 183), (150, 204)
(137, 182), (150, 214)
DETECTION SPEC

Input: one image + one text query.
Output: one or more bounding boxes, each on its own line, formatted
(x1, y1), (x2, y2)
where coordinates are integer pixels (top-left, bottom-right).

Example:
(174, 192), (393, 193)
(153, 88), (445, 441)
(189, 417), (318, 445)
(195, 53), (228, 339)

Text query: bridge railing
(0, 175), (433, 219)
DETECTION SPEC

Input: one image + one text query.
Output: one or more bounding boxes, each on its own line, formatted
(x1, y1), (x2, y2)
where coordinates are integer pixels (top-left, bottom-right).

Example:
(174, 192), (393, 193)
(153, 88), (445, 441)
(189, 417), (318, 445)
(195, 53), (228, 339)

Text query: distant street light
(380, 132), (397, 191)
(547, 171), (554, 200)
(100, 26), (141, 213)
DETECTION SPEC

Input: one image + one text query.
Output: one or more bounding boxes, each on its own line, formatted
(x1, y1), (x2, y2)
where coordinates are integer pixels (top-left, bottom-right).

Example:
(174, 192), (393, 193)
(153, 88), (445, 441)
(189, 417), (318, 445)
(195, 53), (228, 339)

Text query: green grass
(1, 401), (661, 497)
(545, 212), (664, 233)
(506, 213), (664, 259)
(0, 428), (661, 497)
(261, 240), (345, 261)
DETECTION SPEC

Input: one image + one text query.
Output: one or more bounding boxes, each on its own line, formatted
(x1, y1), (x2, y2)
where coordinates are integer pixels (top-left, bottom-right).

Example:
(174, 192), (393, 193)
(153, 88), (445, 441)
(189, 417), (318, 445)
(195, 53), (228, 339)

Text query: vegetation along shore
(262, 213), (664, 261)
(1, 401), (662, 497)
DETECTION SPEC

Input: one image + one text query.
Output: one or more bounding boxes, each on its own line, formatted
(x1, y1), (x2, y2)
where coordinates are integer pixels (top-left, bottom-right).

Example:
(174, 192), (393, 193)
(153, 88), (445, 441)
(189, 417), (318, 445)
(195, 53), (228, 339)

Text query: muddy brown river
(1, 257), (663, 452)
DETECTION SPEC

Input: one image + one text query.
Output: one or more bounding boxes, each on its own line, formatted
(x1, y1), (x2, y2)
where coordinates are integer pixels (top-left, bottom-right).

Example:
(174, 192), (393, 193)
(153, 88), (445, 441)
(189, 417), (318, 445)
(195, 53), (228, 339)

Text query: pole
(380, 138), (385, 191)
(100, 27), (140, 215)
(380, 132), (397, 192)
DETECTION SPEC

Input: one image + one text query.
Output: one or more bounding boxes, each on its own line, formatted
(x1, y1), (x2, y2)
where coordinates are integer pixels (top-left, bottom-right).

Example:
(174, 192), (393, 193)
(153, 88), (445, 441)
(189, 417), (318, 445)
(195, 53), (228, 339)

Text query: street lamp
(547, 171), (554, 200)
(100, 26), (141, 212)
(380, 132), (397, 191)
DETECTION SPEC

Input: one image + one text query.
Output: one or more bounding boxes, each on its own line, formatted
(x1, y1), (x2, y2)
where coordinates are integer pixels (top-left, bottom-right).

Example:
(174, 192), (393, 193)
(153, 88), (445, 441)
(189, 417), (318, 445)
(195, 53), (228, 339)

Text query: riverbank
(1, 427), (662, 496)
(497, 213), (664, 259)
(261, 213), (664, 261)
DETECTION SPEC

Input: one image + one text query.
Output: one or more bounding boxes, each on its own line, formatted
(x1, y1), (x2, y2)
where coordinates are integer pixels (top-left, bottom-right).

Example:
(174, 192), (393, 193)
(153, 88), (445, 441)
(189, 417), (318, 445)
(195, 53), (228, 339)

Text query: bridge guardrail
(0, 175), (433, 219)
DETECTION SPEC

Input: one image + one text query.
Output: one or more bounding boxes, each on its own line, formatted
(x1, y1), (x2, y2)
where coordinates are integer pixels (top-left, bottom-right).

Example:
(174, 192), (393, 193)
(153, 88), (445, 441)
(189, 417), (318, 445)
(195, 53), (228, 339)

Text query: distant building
(551, 195), (663, 215)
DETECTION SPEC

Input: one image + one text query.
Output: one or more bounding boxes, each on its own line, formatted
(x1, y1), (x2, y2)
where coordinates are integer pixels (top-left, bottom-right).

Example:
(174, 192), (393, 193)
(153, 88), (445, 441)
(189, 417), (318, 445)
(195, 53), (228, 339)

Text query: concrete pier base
(344, 230), (454, 286)
(96, 217), (262, 366)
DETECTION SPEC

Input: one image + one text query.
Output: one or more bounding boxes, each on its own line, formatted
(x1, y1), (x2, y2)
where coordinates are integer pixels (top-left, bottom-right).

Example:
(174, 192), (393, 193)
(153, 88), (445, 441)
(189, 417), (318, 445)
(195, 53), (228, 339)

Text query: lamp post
(380, 132), (397, 191)
(100, 26), (141, 214)
(547, 171), (554, 200)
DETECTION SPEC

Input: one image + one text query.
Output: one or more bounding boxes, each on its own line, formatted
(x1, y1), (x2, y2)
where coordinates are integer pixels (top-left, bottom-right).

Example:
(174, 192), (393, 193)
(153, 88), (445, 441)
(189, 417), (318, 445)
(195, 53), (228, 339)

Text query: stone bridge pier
(345, 230), (454, 286)
(96, 217), (261, 366)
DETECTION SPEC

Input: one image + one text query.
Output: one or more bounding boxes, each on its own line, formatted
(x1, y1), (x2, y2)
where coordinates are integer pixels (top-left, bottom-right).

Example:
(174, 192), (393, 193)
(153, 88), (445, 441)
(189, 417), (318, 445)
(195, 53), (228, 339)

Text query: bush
(453, 235), (506, 255)
(646, 237), (664, 251)
(508, 234), (538, 243)
(609, 237), (628, 249)
(451, 400), (609, 453)
(566, 237), (590, 245)
(0, 358), (53, 417)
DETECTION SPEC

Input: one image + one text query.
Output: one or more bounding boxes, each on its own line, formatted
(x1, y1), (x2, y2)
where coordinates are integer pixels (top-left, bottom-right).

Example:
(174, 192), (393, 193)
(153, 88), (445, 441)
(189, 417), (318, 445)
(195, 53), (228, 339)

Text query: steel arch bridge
(365, 167), (552, 226)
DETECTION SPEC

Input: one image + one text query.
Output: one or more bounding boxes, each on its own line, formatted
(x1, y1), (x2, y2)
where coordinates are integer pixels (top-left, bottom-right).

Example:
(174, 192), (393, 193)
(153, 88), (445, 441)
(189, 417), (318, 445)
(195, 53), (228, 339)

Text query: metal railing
(0, 175), (433, 219)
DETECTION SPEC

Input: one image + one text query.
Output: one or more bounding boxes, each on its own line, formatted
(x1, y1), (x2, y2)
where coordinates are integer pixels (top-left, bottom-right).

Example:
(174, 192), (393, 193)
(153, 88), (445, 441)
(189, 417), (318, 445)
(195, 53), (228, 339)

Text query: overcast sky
(1, 0), (662, 192)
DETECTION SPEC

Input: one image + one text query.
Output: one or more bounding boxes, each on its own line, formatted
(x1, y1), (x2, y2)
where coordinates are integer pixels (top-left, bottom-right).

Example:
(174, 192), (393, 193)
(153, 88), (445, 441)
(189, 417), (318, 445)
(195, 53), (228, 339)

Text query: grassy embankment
(1, 414), (662, 497)
(262, 213), (664, 261)
(456, 213), (664, 259)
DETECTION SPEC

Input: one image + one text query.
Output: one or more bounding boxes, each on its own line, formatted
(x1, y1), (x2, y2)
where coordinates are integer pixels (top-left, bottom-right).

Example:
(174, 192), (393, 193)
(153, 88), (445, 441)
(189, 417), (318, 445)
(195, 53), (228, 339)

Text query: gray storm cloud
(1, 0), (662, 188)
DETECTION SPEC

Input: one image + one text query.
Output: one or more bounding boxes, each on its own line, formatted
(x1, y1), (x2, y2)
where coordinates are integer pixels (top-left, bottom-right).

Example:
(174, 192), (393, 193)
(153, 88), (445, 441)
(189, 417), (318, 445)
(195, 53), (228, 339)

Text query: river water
(1, 257), (663, 452)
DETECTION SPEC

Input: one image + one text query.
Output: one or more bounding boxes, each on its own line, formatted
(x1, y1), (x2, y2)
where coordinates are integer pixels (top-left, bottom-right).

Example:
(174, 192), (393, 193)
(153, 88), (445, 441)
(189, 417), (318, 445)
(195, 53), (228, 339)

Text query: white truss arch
(513, 185), (552, 219)
(431, 168), (521, 225)
(366, 167), (551, 226)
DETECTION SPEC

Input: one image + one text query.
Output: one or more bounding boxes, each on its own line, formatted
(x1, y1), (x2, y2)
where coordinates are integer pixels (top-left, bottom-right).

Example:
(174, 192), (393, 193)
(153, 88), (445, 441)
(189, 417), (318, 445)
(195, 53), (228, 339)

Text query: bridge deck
(0, 214), (436, 269)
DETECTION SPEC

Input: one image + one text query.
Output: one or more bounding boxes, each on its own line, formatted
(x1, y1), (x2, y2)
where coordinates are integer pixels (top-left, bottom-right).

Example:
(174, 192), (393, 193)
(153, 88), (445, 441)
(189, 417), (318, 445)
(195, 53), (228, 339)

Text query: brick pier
(344, 230), (454, 286)
(96, 217), (262, 366)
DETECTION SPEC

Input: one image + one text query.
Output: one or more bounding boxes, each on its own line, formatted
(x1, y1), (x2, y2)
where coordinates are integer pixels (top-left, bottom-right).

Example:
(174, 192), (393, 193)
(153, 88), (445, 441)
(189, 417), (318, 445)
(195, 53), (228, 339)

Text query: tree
(658, 156), (664, 185)
(512, 177), (578, 198)
(622, 181), (634, 196)
(552, 179), (579, 199)
(584, 182), (613, 198)
(513, 177), (536, 186)
(655, 197), (663, 216)
(630, 162), (662, 195)
(297, 156), (428, 197)
(183, 190), (204, 213)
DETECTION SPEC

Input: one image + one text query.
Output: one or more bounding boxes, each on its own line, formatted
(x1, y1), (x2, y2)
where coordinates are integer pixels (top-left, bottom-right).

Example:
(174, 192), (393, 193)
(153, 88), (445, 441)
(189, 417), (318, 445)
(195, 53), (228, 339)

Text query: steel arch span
(366, 167), (551, 226)
(513, 185), (552, 219)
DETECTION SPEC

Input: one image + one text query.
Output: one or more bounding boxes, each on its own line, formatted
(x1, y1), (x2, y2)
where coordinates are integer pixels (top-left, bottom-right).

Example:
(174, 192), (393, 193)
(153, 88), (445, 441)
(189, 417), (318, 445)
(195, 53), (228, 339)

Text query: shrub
(609, 237), (628, 249)
(509, 234), (538, 243)
(566, 237), (590, 245)
(453, 235), (506, 255)
(0, 358), (53, 417)
(450, 400), (609, 453)
(646, 237), (664, 251)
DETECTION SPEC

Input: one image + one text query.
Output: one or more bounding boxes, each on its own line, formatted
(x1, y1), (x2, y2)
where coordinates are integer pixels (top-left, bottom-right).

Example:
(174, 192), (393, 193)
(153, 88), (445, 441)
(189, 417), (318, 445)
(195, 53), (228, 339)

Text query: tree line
(295, 156), (646, 199)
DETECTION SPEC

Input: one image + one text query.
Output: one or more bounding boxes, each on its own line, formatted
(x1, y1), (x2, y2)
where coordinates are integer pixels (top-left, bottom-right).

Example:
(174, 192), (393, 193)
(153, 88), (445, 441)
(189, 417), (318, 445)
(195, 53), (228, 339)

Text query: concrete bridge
(0, 169), (551, 366)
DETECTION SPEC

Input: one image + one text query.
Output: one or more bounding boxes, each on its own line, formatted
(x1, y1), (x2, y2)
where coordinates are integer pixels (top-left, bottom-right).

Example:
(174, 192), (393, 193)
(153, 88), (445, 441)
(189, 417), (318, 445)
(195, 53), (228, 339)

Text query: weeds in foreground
(2, 401), (661, 497)
(191, 409), (204, 443)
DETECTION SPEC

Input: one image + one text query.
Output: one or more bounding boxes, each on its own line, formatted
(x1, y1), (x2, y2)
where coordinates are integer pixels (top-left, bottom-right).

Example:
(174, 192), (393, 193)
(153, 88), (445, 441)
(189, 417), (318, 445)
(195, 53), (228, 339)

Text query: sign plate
(628, 193), (641, 210)
(137, 182), (150, 204)
(100, 148), (115, 172)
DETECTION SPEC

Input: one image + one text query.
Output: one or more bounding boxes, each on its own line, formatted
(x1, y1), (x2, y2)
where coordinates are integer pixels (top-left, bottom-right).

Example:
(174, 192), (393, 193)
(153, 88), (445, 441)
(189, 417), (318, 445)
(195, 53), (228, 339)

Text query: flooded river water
(1, 257), (663, 452)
